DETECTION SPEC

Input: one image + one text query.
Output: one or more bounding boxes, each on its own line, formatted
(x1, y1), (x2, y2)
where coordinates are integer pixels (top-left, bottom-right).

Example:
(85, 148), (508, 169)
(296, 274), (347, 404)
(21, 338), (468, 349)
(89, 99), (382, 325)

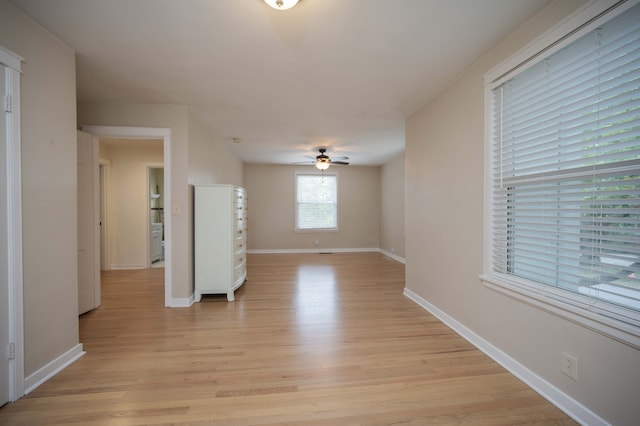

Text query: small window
(295, 174), (338, 231)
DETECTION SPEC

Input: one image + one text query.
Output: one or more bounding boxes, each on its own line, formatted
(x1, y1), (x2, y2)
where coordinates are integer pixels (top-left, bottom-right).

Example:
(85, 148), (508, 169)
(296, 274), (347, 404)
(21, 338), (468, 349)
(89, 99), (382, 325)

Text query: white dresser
(194, 184), (247, 302)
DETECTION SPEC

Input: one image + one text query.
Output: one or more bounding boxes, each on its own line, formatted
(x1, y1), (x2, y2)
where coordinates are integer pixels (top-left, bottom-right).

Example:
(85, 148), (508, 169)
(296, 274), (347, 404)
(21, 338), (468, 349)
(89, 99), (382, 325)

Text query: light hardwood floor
(0, 253), (574, 425)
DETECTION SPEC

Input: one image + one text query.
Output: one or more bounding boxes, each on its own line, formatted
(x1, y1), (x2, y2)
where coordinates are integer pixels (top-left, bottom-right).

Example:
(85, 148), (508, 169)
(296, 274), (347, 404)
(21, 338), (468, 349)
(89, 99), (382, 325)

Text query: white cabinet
(194, 185), (247, 302)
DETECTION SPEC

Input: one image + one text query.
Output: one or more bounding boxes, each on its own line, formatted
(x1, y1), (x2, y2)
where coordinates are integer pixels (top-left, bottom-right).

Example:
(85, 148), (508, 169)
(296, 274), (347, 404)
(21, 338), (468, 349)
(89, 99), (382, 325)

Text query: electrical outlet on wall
(561, 352), (578, 380)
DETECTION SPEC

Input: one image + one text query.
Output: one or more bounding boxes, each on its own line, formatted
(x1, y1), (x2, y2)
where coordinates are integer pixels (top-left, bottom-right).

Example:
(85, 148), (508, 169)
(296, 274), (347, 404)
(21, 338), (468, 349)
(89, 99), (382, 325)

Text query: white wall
(100, 139), (163, 269)
(244, 164), (380, 251)
(405, 1), (639, 424)
(380, 153), (405, 259)
(0, 0), (79, 377)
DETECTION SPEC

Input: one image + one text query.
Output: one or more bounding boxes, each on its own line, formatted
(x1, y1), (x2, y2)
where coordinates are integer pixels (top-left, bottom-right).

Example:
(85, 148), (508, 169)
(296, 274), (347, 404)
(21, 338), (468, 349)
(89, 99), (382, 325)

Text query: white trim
(0, 46), (23, 72)
(484, 0), (636, 87)
(403, 288), (609, 426)
(246, 248), (405, 264)
(480, 274), (640, 350)
(109, 264), (147, 270)
(90, 135), (101, 308)
(168, 295), (194, 308)
(294, 228), (340, 233)
(379, 249), (405, 264)
(2, 48), (24, 402)
(99, 159), (111, 271)
(82, 126), (173, 308)
(145, 163), (164, 268)
(247, 248), (380, 255)
(482, 79), (494, 281)
(23, 344), (85, 395)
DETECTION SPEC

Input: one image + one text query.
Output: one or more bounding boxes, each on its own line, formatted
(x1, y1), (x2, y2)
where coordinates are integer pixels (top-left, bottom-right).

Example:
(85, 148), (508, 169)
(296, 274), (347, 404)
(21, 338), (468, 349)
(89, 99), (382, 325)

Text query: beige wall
(380, 153), (405, 259)
(405, 1), (639, 424)
(244, 165), (380, 251)
(188, 109), (243, 186)
(186, 109), (244, 291)
(100, 139), (163, 269)
(0, 0), (79, 376)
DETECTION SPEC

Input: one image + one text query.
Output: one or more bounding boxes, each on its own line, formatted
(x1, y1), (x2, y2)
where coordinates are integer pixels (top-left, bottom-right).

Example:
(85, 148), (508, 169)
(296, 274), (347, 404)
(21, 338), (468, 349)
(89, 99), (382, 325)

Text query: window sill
(294, 228), (339, 233)
(479, 273), (640, 350)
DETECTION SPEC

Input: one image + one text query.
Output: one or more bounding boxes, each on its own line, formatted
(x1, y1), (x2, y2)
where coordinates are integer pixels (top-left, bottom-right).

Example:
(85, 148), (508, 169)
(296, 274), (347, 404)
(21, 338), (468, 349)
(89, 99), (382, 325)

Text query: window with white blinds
(295, 174), (338, 230)
(485, 1), (640, 340)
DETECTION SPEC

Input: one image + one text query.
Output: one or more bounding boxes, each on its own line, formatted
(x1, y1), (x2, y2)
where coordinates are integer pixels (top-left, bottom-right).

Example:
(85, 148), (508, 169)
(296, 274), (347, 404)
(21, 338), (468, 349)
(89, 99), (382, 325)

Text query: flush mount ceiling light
(264, 0), (300, 10)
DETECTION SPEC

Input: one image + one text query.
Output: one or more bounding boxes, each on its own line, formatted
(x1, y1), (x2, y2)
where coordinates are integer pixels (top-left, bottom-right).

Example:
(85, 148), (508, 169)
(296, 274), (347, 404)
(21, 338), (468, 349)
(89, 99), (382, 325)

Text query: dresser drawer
(234, 252), (246, 266)
(233, 262), (246, 282)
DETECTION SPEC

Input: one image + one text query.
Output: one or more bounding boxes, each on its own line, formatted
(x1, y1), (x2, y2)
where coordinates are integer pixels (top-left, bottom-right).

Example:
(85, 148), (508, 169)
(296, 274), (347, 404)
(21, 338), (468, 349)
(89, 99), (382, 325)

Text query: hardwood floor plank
(0, 253), (575, 425)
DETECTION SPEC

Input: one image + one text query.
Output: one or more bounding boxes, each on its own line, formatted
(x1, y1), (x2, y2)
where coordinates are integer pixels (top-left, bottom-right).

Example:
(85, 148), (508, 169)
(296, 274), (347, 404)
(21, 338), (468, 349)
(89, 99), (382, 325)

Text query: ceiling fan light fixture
(315, 160), (330, 170)
(264, 0), (299, 10)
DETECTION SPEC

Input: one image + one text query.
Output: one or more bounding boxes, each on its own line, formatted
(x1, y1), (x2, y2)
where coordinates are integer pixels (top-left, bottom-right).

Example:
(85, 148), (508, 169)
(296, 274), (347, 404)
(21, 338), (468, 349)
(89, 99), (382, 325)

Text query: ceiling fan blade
(331, 161), (350, 165)
(331, 156), (349, 161)
(292, 161), (315, 164)
(304, 156), (317, 160)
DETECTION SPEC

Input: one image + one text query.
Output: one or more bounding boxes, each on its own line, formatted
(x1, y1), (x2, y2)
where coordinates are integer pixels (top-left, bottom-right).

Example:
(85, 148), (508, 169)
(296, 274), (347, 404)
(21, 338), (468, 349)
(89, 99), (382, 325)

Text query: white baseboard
(247, 247), (380, 254)
(167, 295), (194, 308)
(110, 264), (146, 270)
(24, 343), (85, 395)
(246, 248), (406, 264)
(403, 288), (608, 426)
(379, 249), (405, 264)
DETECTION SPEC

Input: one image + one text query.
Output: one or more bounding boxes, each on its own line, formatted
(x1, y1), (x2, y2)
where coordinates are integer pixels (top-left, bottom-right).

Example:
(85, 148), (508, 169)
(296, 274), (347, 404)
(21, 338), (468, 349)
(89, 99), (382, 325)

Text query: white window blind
(296, 174), (337, 230)
(489, 2), (640, 327)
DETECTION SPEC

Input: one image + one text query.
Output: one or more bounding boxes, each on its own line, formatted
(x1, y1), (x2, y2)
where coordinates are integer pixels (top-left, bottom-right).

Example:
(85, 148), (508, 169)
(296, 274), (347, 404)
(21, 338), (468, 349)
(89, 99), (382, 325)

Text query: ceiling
(11, 0), (551, 166)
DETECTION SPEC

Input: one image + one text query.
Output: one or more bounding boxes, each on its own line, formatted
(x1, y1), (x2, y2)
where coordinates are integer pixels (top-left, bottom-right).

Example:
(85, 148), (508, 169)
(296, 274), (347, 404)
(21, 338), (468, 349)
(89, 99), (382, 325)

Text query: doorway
(82, 126), (173, 307)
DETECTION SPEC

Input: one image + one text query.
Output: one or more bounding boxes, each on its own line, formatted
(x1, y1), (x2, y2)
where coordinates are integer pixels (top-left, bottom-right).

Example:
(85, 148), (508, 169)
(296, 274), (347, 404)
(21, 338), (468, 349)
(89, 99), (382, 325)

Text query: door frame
(82, 126), (173, 307)
(146, 163), (164, 268)
(1, 45), (24, 402)
(99, 159), (111, 271)
(76, 131), (101, 315)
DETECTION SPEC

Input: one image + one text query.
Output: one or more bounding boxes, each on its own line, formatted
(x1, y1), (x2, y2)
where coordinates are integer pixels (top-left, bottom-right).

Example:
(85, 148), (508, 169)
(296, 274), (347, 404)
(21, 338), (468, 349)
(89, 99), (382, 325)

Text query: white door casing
(1, 45), (24, 404)
(77, 131), (101, 315)
(0, 59), (10, 409)
(146, 165), (164, 267)
(99, 160), (110, 271)
(81, 126), (173, 307)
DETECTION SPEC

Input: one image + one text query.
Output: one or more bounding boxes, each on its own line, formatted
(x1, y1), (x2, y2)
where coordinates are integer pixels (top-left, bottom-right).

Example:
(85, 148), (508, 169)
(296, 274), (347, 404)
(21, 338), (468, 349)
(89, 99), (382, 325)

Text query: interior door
(0, 63), (10, 407)
(77, 131), (101, 315)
